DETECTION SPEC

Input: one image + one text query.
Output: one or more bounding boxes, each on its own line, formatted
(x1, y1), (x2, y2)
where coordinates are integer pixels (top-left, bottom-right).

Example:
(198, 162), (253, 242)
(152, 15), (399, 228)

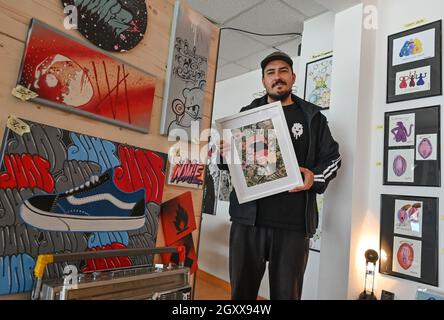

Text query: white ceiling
(187, 0), (361, 81)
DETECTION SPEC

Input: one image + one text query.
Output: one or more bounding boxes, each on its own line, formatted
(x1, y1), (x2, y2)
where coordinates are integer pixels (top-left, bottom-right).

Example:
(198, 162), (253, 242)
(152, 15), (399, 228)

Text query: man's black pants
(229, 222), (309, 300)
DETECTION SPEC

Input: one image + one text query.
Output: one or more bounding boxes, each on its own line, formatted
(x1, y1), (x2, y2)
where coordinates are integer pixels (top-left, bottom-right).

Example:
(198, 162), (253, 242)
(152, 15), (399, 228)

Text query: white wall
(359, 0), (444, 299)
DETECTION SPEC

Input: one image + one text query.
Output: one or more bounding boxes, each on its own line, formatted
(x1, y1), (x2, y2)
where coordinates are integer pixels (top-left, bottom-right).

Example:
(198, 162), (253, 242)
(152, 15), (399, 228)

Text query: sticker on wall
(62, 0), (148, 52)
(0, 117), (167, 295)
(395, 66), (430, 96)
(17, 19), (156, 133)
(160, 0), (213, 139)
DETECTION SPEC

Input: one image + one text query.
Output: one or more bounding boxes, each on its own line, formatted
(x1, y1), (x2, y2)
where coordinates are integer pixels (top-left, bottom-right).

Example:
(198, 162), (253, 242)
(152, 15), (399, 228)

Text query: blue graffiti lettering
(88, 232), (129, 248)
(0, 254), (35, 295)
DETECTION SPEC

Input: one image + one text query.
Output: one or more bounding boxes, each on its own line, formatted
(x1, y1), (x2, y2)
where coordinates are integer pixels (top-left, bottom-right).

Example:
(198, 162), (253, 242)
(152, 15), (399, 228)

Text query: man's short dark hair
(261, 51), (294, 76)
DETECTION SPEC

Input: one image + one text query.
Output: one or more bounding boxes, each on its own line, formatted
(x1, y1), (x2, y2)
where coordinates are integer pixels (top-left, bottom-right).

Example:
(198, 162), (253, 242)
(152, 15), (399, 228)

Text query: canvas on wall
(383, 105), (440, 186)
(61, 0), (148, 52)
(304, 55), (333, 109)
(17, 19), (156, 133)
(0, 117), (167, 295)
(166, 145), (205, 189)
(380, 194), (438, 286)
(387, 20), (442, 103)
(160, 191), (197, 246)
(160, 0), (212, 138)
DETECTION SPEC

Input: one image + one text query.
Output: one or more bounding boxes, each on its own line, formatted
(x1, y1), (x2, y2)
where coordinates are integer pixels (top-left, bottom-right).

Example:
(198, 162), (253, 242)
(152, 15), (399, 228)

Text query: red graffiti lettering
(81, 242), (132, 272)
(170, 162), (204, 186)
(114, 146), (166, 204)
(0, 154), (54, 192)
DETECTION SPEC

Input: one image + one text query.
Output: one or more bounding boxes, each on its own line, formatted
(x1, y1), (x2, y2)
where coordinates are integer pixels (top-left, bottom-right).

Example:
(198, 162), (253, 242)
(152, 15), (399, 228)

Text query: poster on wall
(387, 20), (442, 103)
(304, 55), (333, 109)
(160, 0), (213, 139)
(0, 116), (167, 295)
(16, 19), (156, 133)
(166, 145), (205, 189)
(379, 194), (438, 286)
(383, 106), (440, 186)
(61, 0), (148, 52)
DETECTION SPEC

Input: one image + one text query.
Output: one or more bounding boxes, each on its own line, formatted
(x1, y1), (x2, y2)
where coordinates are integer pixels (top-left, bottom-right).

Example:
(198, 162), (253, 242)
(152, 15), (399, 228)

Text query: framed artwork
(17, 19), (156, 133)
(160, 192), (196, 246)
(160, 0), (213, 139)
(304, 55), (333, 109)
(61, 0), (148, 52)
(383, 105), (440, 186)
(166, 145), (205, 189)
(0, 116), (167, 295)
(380, 194), (438, 286)
(215, 101), (303, 204)
(387, 20), (442, 103)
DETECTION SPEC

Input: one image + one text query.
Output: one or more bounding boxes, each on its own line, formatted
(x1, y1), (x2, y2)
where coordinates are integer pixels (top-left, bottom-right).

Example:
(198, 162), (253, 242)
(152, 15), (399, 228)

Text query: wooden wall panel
(0, 0), (219, 297)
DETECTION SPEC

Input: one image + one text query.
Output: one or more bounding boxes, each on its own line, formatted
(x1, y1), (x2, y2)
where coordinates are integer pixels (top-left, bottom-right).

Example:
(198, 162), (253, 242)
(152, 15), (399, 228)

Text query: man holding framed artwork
(218, 51), (341, 300)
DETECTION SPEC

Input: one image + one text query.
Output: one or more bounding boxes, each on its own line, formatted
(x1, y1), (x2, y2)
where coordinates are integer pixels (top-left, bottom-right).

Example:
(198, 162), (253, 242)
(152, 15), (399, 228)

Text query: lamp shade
(365, 249), (379, 264)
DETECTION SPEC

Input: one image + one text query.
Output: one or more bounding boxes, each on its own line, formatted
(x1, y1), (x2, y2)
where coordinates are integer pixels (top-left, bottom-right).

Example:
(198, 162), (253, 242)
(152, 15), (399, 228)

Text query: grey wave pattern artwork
(160, 0), (213, 139)
(0, 117), (167, 296)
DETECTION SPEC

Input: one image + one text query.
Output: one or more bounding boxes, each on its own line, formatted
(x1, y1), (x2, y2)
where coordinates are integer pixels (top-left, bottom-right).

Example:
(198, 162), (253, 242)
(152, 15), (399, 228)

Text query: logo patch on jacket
(292, 123), (304, 140)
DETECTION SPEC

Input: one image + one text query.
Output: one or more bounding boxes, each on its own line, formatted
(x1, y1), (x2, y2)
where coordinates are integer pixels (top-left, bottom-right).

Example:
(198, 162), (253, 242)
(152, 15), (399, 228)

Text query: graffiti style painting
(17, 19), (156, 133)
(160, 0), (213, 138)
(384, 106), (441, 186)
(161, 234), (198, 274)
(380, 194), (438, 286)
(304, 55), (333, 109)
(0, 117), (167, 296)
(62, 0), (148, 52)
(166, 145), (205, 189)
(160, 191), (196, 246)
(387, 20), (441, 103)
(232, 119), (287, 188)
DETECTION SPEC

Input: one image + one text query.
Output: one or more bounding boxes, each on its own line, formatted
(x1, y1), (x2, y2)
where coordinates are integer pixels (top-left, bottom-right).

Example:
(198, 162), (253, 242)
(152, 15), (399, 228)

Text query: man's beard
(268, 89), (292, 102)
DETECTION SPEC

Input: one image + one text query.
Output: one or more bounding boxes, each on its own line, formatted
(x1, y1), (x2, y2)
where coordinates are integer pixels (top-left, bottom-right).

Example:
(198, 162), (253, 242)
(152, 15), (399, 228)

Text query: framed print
(215, 101), (303, 204)
(0, 116), (167, 295)
(304, 55), (333, 109)
(61, 0), (148, 52)
(387, 20), (442, 103)
(383, 106), (440, 186)
(380, 194), (438, 286)
(17, 19), (156, 133)
(160, 0), (213, 138)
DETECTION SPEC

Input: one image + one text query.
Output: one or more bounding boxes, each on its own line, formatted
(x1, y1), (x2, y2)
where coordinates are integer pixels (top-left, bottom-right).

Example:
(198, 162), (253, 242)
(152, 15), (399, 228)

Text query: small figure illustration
(399, 75), (408, 89)
(416, 72), (427, 86)
(391, 121), (414, 143)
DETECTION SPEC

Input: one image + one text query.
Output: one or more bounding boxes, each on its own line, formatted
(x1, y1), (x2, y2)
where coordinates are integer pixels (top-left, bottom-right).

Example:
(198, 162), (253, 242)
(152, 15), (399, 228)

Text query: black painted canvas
(62, 0), (148, 52)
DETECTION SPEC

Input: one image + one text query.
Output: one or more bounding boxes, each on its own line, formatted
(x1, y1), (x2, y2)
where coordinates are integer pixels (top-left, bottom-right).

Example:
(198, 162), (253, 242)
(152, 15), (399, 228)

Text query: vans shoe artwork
(19, 169), (146, 232)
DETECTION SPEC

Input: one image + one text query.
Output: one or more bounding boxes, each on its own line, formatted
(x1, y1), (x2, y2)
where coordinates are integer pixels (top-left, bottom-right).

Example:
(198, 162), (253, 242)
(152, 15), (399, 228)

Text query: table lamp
(358, 249), (379, 300)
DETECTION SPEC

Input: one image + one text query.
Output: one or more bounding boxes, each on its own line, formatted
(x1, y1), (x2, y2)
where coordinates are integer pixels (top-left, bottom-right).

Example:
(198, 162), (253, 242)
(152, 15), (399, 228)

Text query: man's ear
(262, 77), (266, 88)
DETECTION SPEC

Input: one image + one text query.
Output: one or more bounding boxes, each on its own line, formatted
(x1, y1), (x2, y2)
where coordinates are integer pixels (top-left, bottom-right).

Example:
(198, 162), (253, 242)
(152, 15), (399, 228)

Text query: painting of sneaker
(19, 169), (146, 232)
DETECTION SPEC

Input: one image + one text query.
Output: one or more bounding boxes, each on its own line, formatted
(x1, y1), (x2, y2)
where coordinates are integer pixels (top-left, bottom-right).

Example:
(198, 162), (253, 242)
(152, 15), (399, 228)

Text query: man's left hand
(289, 167), (314, 193)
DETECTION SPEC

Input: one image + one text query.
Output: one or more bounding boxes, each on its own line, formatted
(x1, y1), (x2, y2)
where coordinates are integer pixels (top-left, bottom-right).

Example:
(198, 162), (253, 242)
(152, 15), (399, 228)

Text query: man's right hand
(218, 139), (231, 158)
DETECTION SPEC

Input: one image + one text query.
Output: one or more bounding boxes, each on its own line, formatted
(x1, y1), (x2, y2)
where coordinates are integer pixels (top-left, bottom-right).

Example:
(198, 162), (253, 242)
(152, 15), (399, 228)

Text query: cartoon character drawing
(168, 81), (205, 134)
(391, 121), (414, 143)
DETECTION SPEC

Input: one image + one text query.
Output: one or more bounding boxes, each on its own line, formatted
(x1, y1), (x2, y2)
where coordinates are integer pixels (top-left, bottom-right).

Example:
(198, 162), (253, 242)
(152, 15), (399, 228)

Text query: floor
(193, 270), (266, 300)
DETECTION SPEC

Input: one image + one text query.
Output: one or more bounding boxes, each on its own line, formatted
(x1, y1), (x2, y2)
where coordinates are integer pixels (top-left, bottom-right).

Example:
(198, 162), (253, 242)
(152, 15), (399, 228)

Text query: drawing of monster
(168, 81), (205, 133)
(391, 121), (414, 143)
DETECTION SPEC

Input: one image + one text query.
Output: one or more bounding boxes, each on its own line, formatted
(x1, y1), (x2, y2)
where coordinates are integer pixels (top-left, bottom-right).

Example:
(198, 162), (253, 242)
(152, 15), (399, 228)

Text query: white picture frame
(215, 101), (303, 204)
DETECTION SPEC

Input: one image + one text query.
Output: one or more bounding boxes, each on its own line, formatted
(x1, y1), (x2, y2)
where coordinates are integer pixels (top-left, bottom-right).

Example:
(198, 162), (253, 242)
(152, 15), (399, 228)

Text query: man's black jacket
(218, 94), (341, 238)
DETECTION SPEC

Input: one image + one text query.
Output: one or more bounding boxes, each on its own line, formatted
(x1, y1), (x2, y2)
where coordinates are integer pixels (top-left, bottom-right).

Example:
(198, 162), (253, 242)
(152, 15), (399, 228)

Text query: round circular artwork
(397, 243), (414, 270)
(62, 0), (148, 52)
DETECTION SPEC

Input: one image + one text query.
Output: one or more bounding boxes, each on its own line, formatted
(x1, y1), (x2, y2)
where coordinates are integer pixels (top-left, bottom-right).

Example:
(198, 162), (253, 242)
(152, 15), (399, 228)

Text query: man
(218, 51), (341, 300)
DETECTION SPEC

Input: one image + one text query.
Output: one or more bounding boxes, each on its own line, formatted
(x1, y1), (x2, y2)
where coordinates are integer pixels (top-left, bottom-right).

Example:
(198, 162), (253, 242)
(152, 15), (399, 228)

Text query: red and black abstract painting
(17, 19), (156, 133)
(62, 0), (148, 52)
